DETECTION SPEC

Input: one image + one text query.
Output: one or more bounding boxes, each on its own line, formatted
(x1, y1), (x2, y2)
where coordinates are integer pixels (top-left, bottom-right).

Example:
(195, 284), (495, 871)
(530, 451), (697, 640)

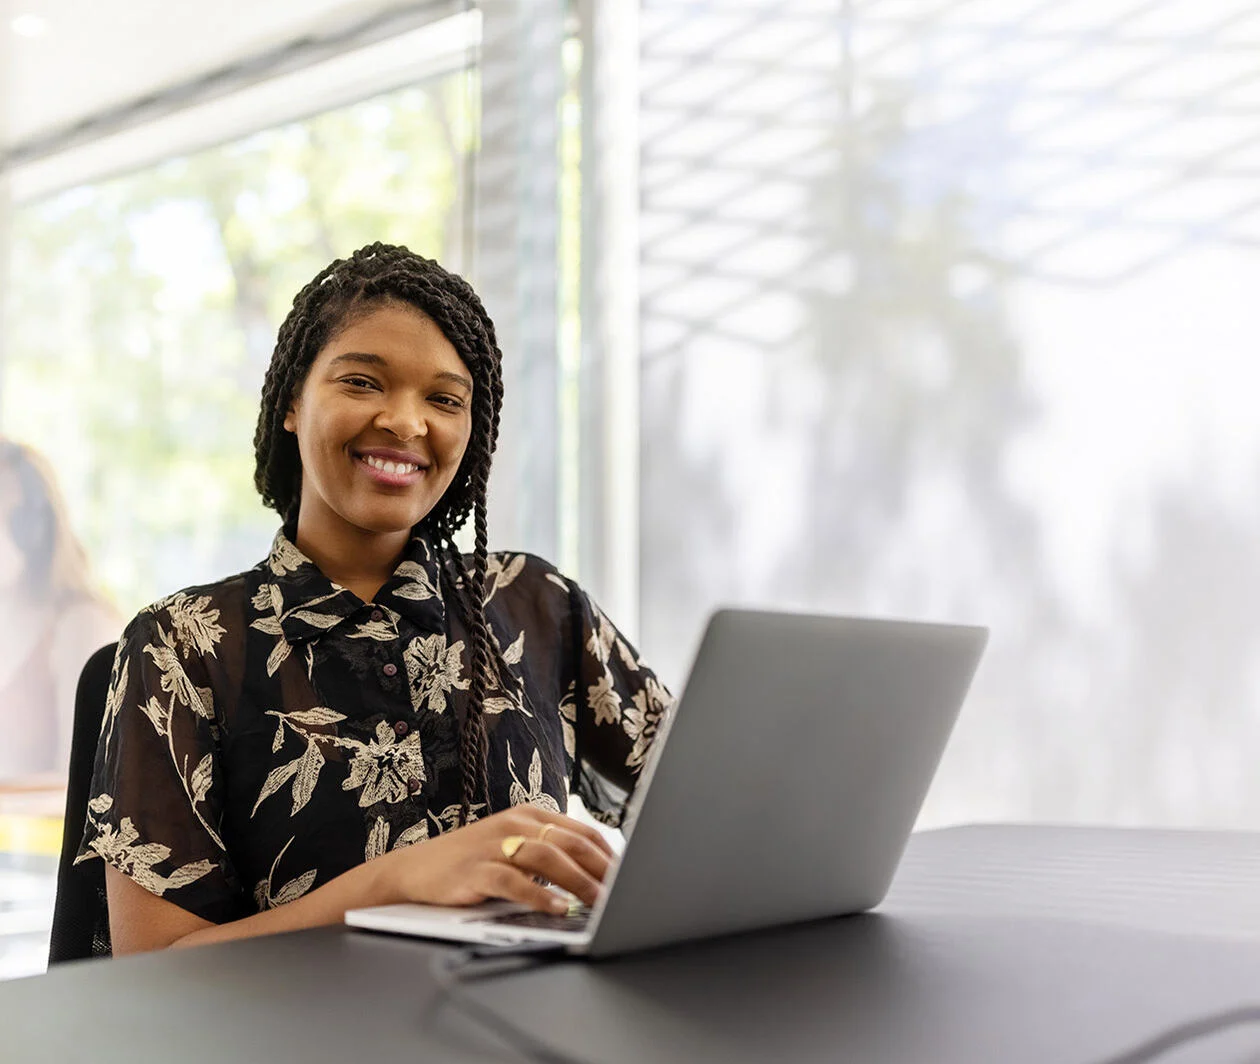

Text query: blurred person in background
(0, 439), (122, 782)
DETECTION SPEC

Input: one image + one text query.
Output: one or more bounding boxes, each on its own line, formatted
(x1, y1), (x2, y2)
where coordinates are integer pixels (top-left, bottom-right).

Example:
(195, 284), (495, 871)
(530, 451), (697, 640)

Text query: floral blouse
(76, 531), (673, 925)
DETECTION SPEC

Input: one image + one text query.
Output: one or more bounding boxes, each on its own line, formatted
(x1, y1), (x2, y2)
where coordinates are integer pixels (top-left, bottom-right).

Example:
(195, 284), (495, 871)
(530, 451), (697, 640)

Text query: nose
(373, 395), (429, 441)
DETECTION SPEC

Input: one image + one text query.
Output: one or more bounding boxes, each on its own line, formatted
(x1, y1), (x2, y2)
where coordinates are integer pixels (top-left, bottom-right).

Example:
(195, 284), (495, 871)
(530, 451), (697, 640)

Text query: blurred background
(3, 0), (1260, 977)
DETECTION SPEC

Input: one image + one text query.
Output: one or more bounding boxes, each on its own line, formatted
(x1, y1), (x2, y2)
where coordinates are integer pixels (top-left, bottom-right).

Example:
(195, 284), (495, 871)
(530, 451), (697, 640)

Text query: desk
(4, 825), (1260, 1063)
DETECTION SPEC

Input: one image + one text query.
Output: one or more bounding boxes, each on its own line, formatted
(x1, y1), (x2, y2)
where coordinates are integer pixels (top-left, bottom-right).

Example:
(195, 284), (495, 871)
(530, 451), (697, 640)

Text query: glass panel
(638, 0), (1260, 829)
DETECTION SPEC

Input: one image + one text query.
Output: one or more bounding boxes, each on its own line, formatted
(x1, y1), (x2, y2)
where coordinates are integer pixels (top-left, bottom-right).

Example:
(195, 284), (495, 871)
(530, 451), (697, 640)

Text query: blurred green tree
(3, 73), (476, 617)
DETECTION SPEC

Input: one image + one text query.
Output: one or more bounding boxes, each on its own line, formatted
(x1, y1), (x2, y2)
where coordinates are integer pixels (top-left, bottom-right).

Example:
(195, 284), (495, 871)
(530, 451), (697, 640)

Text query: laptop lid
(583, 608), (987, 957)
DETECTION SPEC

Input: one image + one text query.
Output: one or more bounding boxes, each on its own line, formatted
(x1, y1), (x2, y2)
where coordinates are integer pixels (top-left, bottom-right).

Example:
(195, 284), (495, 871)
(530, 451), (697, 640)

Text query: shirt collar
(264, 530), (447, 644)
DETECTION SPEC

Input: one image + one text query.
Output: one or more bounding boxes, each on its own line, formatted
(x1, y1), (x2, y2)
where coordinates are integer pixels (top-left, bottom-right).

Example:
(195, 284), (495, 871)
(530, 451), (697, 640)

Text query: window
(6, 73), (475, 617)
(636, 0), (1260, 829)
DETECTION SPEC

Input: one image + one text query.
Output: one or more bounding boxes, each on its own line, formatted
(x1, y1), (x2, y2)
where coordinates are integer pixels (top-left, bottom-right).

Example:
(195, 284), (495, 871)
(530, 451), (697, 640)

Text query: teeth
(364, 455), (419, 475)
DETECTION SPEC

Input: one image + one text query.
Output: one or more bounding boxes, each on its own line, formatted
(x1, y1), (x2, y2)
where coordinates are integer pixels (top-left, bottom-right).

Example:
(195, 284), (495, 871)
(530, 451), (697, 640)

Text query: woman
(77, 244), (672, 954)
(0, 440), (121, 781)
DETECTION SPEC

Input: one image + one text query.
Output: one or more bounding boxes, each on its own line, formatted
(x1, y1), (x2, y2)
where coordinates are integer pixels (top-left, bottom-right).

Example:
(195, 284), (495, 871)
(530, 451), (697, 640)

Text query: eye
(430, 394), (467, 409)
(339, 375), (380, 391)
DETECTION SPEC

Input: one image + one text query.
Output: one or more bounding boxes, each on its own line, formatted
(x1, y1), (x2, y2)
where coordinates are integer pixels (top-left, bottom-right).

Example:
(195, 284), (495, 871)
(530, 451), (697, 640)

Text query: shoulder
(472, 551), (585, 635)
(121, 564), (265, 662)
(478, 551), (592, 616)
(484, 551), (575, 597)
(140, 566), (259, 624)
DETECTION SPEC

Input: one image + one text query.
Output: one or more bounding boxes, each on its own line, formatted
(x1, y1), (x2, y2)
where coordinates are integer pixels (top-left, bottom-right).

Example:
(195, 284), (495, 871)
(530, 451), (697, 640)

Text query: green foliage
(3, 73), (476, 616)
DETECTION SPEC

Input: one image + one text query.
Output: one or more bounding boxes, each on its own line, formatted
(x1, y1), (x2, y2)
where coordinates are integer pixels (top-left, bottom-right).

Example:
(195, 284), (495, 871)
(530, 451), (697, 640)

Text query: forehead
(318, 302), (467, 377)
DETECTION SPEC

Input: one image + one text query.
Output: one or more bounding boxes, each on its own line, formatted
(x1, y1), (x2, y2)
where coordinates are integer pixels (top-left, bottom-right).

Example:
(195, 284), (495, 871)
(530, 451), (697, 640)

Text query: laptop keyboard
(486, 907), (592, 933)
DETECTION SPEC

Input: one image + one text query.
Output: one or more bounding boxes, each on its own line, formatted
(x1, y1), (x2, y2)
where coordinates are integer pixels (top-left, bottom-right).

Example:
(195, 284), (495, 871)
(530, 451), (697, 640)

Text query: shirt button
(382, 663), (398, 677)
(406, 777), (421, 795)
(370, 609), (384, 622)
(393, 720), (409, 737)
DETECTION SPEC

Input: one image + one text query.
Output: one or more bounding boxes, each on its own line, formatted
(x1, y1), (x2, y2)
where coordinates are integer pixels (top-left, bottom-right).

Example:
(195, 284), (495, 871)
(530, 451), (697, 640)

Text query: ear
(283, 402), (298, 433)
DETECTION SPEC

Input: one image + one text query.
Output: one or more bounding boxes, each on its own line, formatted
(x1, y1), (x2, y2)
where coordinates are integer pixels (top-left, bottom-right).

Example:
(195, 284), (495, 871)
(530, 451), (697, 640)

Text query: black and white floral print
(77, 530), (672, 925)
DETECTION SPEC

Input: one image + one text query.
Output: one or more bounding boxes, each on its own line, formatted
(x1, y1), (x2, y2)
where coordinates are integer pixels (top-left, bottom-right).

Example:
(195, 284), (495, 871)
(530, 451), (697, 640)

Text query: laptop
(346, 608), (988, 957)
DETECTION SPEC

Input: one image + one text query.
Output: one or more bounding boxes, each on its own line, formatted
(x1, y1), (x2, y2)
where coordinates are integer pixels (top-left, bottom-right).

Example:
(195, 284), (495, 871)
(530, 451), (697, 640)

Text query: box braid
(253, 242), (510, 825)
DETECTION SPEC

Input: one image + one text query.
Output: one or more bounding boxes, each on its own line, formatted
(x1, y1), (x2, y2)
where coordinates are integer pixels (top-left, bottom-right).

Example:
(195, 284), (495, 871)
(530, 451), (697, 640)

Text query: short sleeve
(564, 582), (675, 828)
(75, 602), (242, 924)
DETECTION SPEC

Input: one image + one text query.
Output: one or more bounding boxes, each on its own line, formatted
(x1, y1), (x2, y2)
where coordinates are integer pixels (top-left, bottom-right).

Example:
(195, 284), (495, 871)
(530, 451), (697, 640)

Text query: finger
(563, 819), (616, 859)
(538, 826), (613, 884)
(477, 862), (570, 914)
(504, 838), (602, 908)
(516, 808), (616, 859)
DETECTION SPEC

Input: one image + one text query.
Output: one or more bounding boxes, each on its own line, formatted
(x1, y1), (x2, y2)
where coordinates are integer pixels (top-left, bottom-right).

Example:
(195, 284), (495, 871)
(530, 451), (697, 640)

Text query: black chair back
(48, 642), (117, 964)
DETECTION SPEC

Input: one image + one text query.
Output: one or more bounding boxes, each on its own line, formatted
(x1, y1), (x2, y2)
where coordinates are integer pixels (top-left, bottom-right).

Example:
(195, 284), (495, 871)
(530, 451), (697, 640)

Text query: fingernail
(550, 896), (568, 913)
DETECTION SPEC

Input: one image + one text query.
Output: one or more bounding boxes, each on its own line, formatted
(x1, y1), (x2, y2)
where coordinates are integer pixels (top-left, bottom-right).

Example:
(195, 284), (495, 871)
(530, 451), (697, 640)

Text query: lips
(353, 447), (430, 485)
(362, 454), (421, 475)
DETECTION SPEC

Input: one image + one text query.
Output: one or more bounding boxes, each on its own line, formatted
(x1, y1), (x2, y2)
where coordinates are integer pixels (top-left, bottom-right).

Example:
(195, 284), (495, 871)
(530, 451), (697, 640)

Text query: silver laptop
(346, 608), (988, 957)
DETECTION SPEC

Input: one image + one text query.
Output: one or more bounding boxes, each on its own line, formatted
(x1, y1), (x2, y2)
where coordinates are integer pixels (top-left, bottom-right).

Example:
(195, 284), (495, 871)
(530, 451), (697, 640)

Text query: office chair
(48, 642), (117, 964)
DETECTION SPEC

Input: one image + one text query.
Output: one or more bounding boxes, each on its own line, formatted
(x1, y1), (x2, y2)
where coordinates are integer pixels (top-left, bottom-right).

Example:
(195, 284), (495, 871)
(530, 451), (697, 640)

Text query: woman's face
(284, 302), (474, 546)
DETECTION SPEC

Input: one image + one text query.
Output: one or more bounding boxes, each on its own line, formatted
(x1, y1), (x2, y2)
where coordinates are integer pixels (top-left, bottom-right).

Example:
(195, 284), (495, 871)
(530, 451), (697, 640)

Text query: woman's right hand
(378, 806), (617, 914)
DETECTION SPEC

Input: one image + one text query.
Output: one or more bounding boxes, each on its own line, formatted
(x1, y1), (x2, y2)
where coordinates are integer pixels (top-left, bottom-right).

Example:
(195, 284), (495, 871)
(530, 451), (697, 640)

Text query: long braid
(254, 243), (507, 825)
(253, 259), (351, 517)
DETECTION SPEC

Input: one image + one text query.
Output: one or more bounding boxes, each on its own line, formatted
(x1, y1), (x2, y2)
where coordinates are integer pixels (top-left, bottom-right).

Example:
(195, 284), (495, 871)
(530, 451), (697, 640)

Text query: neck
(292, 515), (411, 603)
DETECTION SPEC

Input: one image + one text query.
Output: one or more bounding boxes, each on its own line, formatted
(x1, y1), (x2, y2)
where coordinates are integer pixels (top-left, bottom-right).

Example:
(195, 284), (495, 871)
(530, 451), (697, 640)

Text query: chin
(348, 503), (431, 536)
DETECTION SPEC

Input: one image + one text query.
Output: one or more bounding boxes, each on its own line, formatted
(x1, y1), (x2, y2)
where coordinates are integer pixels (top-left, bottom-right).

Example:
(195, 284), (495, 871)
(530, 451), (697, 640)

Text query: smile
(354, 451), (429, 485)
(362, 454), (422, 475)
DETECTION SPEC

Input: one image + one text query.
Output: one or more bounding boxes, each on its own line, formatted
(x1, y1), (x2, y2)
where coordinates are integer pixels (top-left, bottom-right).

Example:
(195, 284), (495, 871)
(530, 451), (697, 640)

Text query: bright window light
(10, 14), (48, 38)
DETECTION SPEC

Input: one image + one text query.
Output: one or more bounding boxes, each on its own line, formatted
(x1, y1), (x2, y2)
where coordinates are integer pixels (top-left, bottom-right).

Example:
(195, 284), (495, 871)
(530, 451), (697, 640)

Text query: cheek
(443, 417), (473, 465)
(298, 404), (352, 457)
(429, 422), (472, 496)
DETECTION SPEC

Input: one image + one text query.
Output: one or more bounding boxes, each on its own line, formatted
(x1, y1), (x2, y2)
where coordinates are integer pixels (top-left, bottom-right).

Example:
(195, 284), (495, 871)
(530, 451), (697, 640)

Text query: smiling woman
(73, 244), (674, 955)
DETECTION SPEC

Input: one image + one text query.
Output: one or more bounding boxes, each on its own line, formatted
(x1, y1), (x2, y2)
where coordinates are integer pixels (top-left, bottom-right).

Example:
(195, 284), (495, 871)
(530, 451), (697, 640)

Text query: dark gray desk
(6, 825), (1260, 1064)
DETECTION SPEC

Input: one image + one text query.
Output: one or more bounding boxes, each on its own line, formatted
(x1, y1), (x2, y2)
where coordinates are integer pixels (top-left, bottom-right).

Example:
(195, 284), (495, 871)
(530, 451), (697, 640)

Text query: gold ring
(538, 824), (557, 843)
(500, 835), (526, 861)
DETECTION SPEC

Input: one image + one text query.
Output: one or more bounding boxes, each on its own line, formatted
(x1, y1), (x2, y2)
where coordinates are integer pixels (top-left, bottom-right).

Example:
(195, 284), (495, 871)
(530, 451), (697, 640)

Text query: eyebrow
(434, 371), (474, 393)
(328, 352), (386, 369)
(328, 352), (473, 392)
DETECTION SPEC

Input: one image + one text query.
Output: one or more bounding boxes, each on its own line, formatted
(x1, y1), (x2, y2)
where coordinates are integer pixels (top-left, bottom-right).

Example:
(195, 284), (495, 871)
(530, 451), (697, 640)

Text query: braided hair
(254, 242), (506, 825)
